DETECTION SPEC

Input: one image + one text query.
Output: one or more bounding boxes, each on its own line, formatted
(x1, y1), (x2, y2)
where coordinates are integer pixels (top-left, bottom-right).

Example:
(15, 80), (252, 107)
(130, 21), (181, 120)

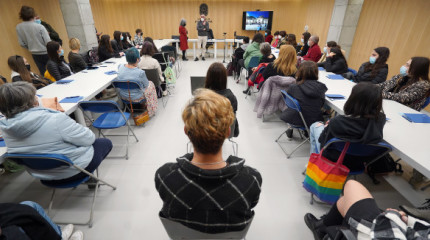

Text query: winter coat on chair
(280, 80), (327, 127)
(254, 75), (296, 118)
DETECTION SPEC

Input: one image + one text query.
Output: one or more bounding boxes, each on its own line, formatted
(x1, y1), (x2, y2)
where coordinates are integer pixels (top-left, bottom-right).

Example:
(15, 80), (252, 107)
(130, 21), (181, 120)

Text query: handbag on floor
(303, 142), (350, 204)
(127, 81), (149, 126)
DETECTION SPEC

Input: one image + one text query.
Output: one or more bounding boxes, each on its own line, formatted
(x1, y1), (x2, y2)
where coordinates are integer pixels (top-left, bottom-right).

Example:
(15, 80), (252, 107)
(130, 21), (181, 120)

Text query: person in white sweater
(138, 41), (165, 85)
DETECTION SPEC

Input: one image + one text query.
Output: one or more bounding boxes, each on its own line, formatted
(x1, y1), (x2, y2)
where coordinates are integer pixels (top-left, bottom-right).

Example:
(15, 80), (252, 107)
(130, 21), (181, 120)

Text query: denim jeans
(20, 201), (61, 236)
(309, 122), (325, 154)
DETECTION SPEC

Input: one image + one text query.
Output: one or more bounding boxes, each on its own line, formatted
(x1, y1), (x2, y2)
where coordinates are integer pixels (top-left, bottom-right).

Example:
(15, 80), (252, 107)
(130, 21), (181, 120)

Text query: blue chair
(111, 80), (146, 112)
(347, 68), (357, 76)
(239, 56), (260, 82)
(78, 101), (139, 160)
(276, 90), (310, 158)
(2, 153), (117, 227)
(419, 97), (430, 111)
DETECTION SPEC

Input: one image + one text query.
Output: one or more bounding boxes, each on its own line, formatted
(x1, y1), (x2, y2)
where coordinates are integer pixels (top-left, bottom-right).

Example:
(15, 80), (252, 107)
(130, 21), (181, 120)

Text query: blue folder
(326, 94), (345, 100)
(0, 140), (5, 147)
(401, 113), (430, 123)
(104, 71), (118, 75)
(56, 79), (74, 84)
(327, 74), (344, 80)
(318, 67), (325, 71)
(59, 96), (84, 103)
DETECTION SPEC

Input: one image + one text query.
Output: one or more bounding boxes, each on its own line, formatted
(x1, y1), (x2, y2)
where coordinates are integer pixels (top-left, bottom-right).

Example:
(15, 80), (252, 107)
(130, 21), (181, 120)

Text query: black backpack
(366, 154), (403, 184)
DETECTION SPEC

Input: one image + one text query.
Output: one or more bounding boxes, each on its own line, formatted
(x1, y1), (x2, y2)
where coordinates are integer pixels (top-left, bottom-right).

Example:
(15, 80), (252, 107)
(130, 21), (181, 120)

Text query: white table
(318, 70), (430, 205)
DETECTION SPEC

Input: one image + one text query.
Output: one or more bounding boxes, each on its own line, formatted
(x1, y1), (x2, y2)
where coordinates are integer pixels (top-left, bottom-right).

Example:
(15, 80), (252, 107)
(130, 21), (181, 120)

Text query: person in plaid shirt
(305, 180), (430, 240)
(155, 89), (262, 234)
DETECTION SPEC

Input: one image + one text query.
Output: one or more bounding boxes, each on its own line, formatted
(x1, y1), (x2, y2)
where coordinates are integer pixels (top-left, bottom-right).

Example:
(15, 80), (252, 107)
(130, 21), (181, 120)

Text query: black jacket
(68, 52), (87, 73)
(261, 63), (295, 89)
(318, 113), (386, 171)
(0, 203), (61, 240)
(298, 43), (309, 56)
(260, 54), (276, 64)
(98, 45), (121, 62)
(216, 89), (239, 137)
(155, 153), (262, 233)
(46, 58), (72, 81)
(318, 57), (348, 74)
(111, 39), (123, 53)
(353, 63), (388, 84)
(280, 80), (327, 127)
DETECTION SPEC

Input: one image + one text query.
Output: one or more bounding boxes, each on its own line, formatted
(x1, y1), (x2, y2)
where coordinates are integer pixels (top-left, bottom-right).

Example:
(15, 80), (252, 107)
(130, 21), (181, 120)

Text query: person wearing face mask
(111, 31), (124, 53)
(7, 55), (52, 89)
(179, 18), (189, 61)
(318, 41), (344, 63)
(317, 47), (348, 74)
(134, 29), (144, 45)
(265, 30), (273, 43)
(35, 16), (62, 46)
(276, 31), (287, 48)
(379, 57), (430, 111)
(68, 38), (87, 73)
(301, 35), (322, 63)
(271, 31), (280, 48)
(16, 6), (51, 75)
(195, 14), (209, 61)
(46, 41), (72, 81)
(121, 32), (133, 50)
(298, 32), (311, 57)
(344, 47), (390, 84)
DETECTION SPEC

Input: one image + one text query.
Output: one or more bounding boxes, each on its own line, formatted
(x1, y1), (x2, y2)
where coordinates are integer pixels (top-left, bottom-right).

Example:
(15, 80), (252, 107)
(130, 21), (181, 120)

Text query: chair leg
(286, 138), (309, 158)
(127, 121), (139, 142)
(228, 138), (238, 156)
(310, 193), (314, 205)
(275, 130), (287, 142)
(48, 188), (56, 216)
(126, 126), (129, 160)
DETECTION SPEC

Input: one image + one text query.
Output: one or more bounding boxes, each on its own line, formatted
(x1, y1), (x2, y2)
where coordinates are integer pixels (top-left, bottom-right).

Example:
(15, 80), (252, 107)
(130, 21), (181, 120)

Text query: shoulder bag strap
(127, 81), (134, 113)
(336, 142), (350, 166)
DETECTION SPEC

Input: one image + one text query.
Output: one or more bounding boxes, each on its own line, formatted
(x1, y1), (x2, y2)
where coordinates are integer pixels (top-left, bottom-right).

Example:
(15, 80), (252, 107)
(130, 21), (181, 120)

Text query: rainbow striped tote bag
(303, 142), (350, 204)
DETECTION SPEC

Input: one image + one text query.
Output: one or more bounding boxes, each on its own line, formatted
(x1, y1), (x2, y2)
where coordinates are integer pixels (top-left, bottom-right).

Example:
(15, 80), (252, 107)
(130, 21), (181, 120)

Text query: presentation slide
(244, 11), (270, 31)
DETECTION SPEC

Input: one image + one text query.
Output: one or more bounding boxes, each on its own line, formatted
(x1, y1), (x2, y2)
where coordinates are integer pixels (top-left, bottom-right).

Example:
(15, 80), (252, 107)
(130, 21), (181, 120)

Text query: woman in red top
(179, 19), (189, 61)
(265, 30), (273, 43)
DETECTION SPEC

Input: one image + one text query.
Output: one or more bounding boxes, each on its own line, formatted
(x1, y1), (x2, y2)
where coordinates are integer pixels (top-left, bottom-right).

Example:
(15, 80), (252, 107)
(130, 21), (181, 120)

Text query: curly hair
(182, 89), (235, 154)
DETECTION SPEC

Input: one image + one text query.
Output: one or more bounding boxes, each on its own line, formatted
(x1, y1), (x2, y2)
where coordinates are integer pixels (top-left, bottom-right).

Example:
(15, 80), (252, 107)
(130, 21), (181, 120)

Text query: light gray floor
(0, 57), (410, 239)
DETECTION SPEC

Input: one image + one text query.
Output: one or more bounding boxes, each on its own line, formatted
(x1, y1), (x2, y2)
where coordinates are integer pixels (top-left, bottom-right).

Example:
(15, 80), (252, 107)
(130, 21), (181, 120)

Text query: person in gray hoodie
(0, 82), (112, 183)
(16, 6), (51, 75)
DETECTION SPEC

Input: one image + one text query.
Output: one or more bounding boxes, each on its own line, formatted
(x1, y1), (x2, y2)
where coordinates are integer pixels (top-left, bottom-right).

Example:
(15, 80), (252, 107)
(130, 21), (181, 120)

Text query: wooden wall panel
(348, 0), (430, 80)
(90, 0), (334, 49)
(0, 0), (69, 81)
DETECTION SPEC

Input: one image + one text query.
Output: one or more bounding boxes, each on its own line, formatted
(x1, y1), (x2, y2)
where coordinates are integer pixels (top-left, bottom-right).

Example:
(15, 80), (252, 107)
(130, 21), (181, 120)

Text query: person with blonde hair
(261, 45), (297, 85)
(67, 38), (87, 73)
(155, 89), (262, 234)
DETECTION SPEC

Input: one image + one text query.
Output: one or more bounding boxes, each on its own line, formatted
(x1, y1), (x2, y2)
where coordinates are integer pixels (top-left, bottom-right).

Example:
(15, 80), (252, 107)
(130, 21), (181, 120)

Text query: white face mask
(201, 18), (204, 21)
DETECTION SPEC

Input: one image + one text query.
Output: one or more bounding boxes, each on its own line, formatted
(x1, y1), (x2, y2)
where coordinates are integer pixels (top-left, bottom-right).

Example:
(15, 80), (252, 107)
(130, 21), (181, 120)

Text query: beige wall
(90, 0), (334, 49)
(0, 0), (70, 81)
(348, 0), (430, 80)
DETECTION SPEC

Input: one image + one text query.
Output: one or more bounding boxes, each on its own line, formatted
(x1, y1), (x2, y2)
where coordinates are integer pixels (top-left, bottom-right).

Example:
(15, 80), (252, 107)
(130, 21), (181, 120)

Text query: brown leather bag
(127, 81), (149, 126)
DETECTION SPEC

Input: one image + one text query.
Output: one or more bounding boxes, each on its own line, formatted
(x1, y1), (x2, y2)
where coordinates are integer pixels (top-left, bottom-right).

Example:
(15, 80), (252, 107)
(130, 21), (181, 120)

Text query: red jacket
(303, 44), (322, 62)
(179, 26), (188, 50)
(265, 35), (273, 43)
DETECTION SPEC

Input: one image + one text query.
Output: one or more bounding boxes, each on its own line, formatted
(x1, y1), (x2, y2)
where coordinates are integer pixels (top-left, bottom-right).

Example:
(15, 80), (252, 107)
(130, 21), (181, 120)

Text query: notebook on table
(318, 67), (325, 71)
(104, 71), (118, 75)
(59, 96), (84, 103)
(327, 74), (344, 80)
(326, 94), (345, 100)
(55, 79), (74, 84)
(401, 113), (430, 123)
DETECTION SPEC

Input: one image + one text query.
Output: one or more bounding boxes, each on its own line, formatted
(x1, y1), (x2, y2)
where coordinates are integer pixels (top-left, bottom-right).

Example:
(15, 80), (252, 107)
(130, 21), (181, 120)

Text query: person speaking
(195, 14), (209, 61)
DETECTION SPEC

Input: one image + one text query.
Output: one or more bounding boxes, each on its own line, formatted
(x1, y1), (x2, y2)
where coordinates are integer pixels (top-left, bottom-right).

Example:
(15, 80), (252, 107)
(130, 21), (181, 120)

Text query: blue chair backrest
(324, 138), (392, 157)
(3, 153), (72, 170)
(248, 56), (260, 68)
(281, 90), (301, 112)
(112, 80), (142, 90)
(420, 97), (430, 110)
(348, 68), (357, 76)
(79, 100), (120, 113)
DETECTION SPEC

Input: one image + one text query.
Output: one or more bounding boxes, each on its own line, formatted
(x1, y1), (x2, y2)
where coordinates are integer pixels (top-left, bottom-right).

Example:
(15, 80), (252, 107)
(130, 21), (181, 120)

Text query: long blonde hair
(273, 45), (297, 76)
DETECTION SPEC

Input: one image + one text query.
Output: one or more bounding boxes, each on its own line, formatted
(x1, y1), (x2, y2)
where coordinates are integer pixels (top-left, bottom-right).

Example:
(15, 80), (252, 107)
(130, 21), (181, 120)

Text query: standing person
(179, 18), (189, 61)
(265, 30), (273, 43)
(134, 29), (144, 46)
(35, 15), (62, 45)
(195, 14), (209, 61)
(16, 6), (51, 75)
(68, 38), (87, 73)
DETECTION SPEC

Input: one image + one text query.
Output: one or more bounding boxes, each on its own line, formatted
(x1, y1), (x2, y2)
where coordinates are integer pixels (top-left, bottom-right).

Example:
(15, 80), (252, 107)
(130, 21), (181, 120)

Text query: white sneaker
(61, 224), (74, 240)
(69, 230), (84, 240)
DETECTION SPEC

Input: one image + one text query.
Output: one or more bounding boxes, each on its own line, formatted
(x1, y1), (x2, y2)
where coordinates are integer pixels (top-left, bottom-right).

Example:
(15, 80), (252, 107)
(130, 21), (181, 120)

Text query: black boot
(243, 87), (251, 95)
(304, 213), (326, 240)
(286, 128), (293, 138)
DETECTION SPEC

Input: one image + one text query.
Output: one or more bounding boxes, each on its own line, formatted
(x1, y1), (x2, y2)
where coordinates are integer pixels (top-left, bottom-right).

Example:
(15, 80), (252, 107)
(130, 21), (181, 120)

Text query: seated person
(68, 38), (87, 73)
(8, 55), (51, 89)
(205, 62), (239, 137)
(280, 61), (327, 136)
(144, 37), (159, 53)
(98, 35), (124, 62)
(46, 41), (72, 81)
(297, 32), (311, 57)
(305, 180), (430, 240)
(0, 201), (83, 240)
(121, 32), (133, 49)
(240, 36), (250, 51)
(276, 30), (287, 48)
(134, 28), (144, 46)
(346, 47), (390, 84)
(265, 30), (273, 43)
(155, 89), (262, 233)
(111, 31), (124, 53)
(262, 45), (297, 81)
(0, 82), (113, 184)
(259, 42), (276, 64)
(318, 41), (344, 63)
(287, 34), (298, 51)
(238, 33), (264, 75)
(117, 47), (158, 117)
(271, 31), (280, 48)
(138, 41), (165, 83)
(300, 35), (321, 62)
(379, 57), (430, 111)
(309, 82), (385, 171)
(317, 47), (348, 74)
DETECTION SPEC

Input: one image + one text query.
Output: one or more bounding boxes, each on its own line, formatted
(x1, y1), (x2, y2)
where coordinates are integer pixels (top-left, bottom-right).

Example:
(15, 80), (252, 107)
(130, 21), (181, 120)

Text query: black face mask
(25, 64), (31, 71)
(184, 24), (186, 26)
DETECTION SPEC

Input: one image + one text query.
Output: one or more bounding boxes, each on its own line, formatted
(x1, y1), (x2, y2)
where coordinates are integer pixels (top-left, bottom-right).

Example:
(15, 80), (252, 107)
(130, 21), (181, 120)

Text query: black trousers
(31, 54), (49, 75)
